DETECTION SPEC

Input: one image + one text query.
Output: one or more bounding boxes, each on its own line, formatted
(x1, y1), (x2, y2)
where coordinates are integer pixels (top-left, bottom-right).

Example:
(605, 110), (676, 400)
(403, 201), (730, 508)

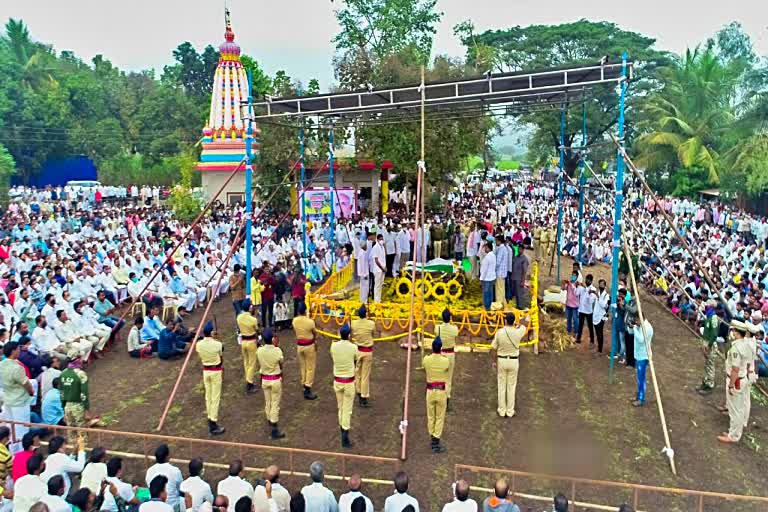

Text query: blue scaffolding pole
(555, 104), (566, 282)
(328, 126), (336, 268)
(299, 92), (307, 260)
(609, 52), (629, 378)
(577, 101), (587, 263)
(244, 70), (254, 295)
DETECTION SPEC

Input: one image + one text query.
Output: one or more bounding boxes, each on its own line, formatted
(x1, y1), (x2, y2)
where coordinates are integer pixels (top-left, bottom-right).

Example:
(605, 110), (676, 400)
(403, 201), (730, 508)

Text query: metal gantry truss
(246, 61), (632, 120)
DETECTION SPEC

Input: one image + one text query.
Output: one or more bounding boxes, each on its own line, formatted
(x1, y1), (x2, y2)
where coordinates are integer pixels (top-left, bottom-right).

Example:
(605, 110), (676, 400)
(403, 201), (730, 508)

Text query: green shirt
(60, 368), (90, 410)
(0, 359), (29, 407)
(93, 299), (115, 321)
(703, 315), (719, 346)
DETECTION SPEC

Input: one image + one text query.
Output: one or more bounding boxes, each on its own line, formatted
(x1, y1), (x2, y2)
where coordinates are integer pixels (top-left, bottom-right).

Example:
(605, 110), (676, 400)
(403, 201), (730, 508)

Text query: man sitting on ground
(157, 320), (187, 360)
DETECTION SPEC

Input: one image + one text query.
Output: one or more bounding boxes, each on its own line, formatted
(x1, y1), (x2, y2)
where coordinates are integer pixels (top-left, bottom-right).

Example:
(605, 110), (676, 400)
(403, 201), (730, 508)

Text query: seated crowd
(1, 438), (636, 512)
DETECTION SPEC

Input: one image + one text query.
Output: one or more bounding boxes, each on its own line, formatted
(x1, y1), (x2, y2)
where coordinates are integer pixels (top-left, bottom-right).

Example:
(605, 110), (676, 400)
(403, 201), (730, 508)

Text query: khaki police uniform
(492, 325), (524, 417)
(725, 336), (752, 442)
(544, 226), (556, 258)
(237, 311), (259, 386)
(435, 322), (459, 399)
(423, 352), (449, 439)
(257, 344), (284, 424)
(196, 336), (224, 423)
(331, 339), (359, 430)
(292, 314), (317, 388)
(351, 318), (376, 399)
(535, 226), (547, 261)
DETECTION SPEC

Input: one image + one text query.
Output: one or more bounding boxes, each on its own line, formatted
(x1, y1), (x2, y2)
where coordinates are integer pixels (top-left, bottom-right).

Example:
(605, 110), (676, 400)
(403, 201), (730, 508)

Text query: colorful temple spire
(197, 9), (260, 173)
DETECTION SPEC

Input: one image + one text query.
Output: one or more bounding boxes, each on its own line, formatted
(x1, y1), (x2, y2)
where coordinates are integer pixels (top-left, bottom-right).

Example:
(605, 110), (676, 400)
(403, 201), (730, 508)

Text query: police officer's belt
(358, 346), (373, 353)
(261, 374), (282, 381)
(241, 334), (258, 341)
(497, 355), (518, 359)
(203, 364), (222, 371)
(297, 339), (315, 346)
(442, 348), (455, 354)
(334, 376), (355, 384)
(426, 382), (446, 390)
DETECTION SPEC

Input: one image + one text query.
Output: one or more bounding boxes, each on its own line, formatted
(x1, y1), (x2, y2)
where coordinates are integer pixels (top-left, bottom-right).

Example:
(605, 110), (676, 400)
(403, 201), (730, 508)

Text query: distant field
(465, 155), (521, 172)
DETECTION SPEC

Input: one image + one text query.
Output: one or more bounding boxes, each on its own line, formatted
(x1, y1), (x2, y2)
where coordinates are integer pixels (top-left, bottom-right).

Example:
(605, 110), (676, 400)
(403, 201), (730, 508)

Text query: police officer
(195, 321), (226, 435)
(534, 223), (546, 262)
(351, 306), (375, 407)
(435, 308), (459, 407)
(544, 223), (556, 259)
(697, 300), (721, 395)
(331, 323), (359, 448)
(491, 312), (528, 418)
(257, 328), (285, 440)
(236, 299), (260, 394)
(292, 302), (318, 400)
(423, 336), (449, 453)
(718, 320), (753, 444)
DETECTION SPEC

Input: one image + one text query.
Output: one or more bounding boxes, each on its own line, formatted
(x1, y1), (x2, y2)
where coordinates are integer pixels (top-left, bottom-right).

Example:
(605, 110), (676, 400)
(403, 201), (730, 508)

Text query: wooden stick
(622, 236), (677, 476)
(400, 66), (426, 461)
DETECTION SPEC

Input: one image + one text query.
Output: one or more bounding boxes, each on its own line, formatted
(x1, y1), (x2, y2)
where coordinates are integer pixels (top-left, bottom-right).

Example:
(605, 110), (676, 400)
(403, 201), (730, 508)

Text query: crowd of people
(0, 435), (639, 512)
(0, 171), (765, 509)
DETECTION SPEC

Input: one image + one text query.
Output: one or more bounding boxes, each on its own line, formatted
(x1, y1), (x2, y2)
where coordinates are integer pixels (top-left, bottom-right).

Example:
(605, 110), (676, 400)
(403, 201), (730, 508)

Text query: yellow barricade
(308, 262), (540, 347)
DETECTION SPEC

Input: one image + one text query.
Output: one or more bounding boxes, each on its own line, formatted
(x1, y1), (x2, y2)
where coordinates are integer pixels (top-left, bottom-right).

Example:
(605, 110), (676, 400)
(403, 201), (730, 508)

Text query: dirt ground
(85, 256), (768, 511)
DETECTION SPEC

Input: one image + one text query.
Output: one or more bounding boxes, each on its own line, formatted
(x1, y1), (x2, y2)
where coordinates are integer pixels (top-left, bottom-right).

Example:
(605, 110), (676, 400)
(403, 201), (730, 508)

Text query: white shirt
(592, 289), (609, 325)
(338, 490), (373, 512)
(442, 498), (478, 512)
(100, 476), (136, 512)
(576, 285), (596, 314)
(479, 251), (496, 282)
(217, 475), (254, 512)
(370, 243), (386, 275)
(146, 463), (184, 509)
(14, 474), (46, 512)
(383, 492), (420, 512)
(253, 483), (289, 512)
(40, 450), (86, 497)
(300, 482), (338, 512)
(181, 476), (214, 512)
(40, 493), (71, 512)
(139, 501), (175, 512)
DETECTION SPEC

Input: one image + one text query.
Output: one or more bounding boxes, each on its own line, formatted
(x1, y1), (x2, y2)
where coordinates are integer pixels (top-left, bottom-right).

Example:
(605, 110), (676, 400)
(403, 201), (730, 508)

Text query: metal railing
(455, 464), (768, 512)
(5, 420), (400, 487)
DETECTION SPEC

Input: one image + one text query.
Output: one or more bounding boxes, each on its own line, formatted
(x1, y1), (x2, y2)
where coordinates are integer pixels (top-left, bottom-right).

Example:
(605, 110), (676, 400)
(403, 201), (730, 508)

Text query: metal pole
(245, 70), (254, 296)
(577, 100), (587, 262)
(328, 125), (335, 268)
(555, 104), (566, 282)
(609, 52), (628, 379)
(299, 91), (307, 259)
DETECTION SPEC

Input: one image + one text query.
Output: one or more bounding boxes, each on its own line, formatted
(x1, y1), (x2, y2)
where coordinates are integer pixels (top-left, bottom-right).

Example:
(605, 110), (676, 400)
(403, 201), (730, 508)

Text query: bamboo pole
(610, 135), (730, 313)
(622, 236), (677, 476)
(157, 163), (326, 430)
(112, 157), (247, 332)
(399, 66), (426, 461)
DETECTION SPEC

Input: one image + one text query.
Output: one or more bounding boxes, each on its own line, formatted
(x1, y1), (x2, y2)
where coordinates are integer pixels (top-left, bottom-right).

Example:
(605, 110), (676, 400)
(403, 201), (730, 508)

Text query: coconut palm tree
(0, 18), (58, 91)
(634, 47), (739, 184)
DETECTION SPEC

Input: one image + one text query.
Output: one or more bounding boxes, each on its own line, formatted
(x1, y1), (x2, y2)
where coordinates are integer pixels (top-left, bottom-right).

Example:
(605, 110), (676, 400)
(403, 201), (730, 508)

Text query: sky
(1, 1), (766, 152)
(1, 0), (766, 92)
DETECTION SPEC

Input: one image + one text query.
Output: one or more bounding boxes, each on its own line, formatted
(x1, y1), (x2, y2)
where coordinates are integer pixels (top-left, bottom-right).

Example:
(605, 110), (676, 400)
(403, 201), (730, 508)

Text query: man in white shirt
(42, 475), (76, 512)
(575, 274), (596, 346)
(383, 472), (419, 512)
(253, 466), (290, 512)
(139, 475), (175, 512)
(300, 462), (337, 512)
(14, 454), (46, 512)
(145, 445), (184, 512)
(338, 474), (373, 512)
(40, 436), (86, 497)
(356, 234), (371, 304)
(216, 460), (254, 512)
(442, 480), (477, 512)
(370, 234), (387, 303)
(101, 457), (139, 512)
(180, 459), (214, 512)
(479, 243), (497, 311)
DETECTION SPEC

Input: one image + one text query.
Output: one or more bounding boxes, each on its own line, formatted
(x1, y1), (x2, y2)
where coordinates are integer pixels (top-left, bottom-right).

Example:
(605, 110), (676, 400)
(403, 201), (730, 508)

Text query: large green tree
(456, 20), (669, 176)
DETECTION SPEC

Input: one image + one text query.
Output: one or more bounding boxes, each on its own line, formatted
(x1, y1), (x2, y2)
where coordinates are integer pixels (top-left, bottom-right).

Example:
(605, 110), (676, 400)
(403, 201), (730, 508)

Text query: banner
(300, 187), (356, 220)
